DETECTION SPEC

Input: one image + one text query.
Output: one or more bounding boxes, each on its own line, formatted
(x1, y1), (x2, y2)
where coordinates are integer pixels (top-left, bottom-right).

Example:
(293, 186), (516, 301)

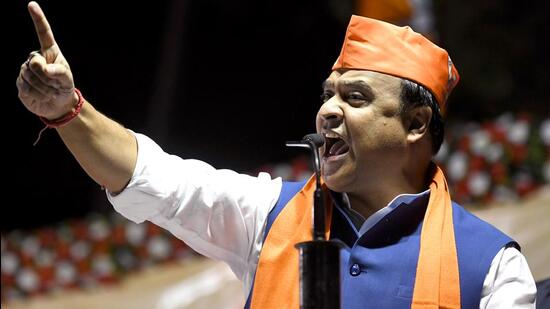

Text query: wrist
(44, 90), (80, 122)
(39, 88), (84, 128)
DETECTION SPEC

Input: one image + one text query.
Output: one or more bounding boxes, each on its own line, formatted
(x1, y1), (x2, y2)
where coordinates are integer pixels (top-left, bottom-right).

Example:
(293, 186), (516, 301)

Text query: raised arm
(16, 2), (137, 192)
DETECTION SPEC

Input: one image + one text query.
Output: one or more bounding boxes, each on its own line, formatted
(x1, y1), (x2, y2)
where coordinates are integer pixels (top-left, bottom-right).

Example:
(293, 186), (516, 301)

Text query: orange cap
(332, 15), (459, 111)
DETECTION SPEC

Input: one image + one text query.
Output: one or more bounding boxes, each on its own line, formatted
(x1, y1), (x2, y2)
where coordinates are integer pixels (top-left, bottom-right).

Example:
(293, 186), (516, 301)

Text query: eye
(345, 91), (368, 105)
(320, 91), (334, 103)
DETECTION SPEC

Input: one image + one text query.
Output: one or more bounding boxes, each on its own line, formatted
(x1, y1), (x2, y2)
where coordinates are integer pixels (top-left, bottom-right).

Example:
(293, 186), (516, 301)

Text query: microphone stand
(286, 134), (341, 309)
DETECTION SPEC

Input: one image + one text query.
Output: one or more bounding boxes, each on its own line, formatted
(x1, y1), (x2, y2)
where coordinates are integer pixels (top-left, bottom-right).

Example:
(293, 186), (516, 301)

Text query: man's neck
(347, 168), (430, 219)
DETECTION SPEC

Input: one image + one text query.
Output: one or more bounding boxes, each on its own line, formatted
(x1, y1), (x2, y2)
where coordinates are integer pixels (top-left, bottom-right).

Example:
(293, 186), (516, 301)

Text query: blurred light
(470, 130), (491, 156)
(447, 151), (468, 182)
(468, 171), (491, 197)
(272, 163), (292, 179)
(484, 143), (504, 163)
(1, 252), (19, 275)
(70, 240), (91, 261)
(540, 119), (550, 146)
(89, 219), (110, 241)
(34, 249), (55, 267)
(126, 222), (146, 246)
(21, 235), (40, 257)
(434, 140), (449, 162)
(92, 254), (114, 278)
(507, 121), (530, 145)
(16, 267), (39, 292)
(148, 235), (172, 260)
(55, 260), (77, 286)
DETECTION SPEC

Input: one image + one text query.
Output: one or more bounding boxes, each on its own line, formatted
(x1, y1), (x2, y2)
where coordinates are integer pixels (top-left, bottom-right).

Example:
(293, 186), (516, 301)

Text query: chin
(321, 169), (352, 193)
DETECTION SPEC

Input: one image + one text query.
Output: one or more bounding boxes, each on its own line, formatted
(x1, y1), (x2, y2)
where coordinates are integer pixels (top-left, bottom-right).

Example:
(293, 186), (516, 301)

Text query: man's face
(316, 70), (408, 193)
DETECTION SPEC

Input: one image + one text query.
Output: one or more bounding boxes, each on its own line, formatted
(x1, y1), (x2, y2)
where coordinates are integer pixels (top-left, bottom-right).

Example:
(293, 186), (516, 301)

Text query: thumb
(44, 63), (73, 88)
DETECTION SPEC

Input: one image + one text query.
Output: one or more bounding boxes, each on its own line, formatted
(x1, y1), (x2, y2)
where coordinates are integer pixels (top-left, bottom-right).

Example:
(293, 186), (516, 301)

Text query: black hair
(399, 79), (445, 154)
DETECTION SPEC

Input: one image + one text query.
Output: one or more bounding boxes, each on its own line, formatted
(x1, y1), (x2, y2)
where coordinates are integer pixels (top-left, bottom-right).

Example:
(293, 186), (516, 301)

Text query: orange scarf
(411, 165), (461, 308)
(250, 177), (332, 308)
(250, 165), (460, 308)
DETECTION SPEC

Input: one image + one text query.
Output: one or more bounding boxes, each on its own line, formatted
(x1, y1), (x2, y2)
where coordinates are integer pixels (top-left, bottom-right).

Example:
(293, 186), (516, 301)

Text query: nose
(318, 98), (343, 130)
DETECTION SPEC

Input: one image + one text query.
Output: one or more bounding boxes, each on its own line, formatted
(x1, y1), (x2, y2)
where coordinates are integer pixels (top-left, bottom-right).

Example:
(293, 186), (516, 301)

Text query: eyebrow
(340, 80), (376, 101)
(322, 80), (334, 90)
(341, 80), (374, 92)
(322, 79), (376, 102)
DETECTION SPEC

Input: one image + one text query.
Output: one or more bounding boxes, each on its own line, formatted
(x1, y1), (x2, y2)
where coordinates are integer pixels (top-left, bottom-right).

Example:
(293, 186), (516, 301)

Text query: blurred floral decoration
(2, 113), (548, 303)
(1, 213), (194, 302)
(437, 113), (549, 205)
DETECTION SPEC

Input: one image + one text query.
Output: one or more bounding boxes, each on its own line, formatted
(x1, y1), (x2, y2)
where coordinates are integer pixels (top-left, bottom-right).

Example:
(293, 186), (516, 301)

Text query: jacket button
(350, 263), (361, 276)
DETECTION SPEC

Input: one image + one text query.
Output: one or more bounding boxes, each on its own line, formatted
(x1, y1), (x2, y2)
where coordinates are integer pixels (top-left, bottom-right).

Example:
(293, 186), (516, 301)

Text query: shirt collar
(332, 189), (431, 236)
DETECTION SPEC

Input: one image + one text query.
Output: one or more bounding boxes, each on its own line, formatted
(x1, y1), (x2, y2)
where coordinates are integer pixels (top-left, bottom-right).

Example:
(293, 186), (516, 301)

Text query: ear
(405, 105), (432, 143)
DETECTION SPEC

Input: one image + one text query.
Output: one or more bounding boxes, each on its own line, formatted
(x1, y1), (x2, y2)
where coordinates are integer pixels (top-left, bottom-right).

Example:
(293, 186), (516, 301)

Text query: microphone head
(303, 133), (325, 147)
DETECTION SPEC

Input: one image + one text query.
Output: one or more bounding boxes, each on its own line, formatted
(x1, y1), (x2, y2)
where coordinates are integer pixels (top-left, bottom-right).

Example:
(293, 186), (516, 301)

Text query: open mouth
(323, 134), (350, 158)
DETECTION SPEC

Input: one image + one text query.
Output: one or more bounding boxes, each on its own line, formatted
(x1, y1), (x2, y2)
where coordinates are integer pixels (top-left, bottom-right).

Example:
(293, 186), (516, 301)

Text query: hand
(16, 1), (77, 121)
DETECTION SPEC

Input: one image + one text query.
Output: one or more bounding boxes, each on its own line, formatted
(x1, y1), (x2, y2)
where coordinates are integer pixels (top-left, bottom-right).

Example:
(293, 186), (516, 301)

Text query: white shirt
(108, 132), (537, 308)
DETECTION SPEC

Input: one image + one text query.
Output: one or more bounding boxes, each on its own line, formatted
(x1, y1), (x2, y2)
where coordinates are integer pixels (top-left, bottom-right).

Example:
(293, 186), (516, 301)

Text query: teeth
(325, 132), (340, 139)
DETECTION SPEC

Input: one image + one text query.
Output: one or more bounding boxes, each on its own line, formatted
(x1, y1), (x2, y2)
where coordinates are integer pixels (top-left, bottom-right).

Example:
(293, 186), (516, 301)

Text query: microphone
(285, 133), (325, 239)
(285, 133), (324, 150)
(302, 133), (325, 148)
(300, 134), (324, 189)
(287, 134), (342, 308)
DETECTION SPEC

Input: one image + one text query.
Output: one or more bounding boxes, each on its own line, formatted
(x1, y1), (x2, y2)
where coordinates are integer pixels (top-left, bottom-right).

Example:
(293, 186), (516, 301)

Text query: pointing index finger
(28, 1), (57, 50)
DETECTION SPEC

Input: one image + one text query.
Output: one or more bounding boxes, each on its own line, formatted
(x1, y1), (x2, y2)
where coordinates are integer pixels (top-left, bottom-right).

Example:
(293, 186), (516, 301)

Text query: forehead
(324, 70), (403, 92)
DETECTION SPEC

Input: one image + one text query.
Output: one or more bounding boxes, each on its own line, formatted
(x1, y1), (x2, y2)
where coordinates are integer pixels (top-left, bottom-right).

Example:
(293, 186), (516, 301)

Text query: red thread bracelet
(33, 88), (85, 146)
(39, 88), (84, 128)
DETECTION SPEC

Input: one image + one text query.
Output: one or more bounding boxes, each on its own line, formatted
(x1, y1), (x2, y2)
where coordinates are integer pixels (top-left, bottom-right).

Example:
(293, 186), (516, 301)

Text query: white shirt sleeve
(480, 246), (537, 308)
(106, 132), (282, 293)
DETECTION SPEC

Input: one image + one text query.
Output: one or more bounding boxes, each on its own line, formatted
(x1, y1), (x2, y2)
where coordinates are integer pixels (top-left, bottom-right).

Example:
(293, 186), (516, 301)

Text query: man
(17, 2), (536, 308)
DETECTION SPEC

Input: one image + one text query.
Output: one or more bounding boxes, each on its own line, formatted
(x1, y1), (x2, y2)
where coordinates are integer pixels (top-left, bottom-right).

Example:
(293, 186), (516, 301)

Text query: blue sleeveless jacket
(246, 180), (516, 309)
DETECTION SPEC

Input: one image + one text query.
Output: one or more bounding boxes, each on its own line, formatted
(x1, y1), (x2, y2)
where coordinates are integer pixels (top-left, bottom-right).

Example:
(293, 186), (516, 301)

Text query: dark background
(5, 0), (548, 231)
